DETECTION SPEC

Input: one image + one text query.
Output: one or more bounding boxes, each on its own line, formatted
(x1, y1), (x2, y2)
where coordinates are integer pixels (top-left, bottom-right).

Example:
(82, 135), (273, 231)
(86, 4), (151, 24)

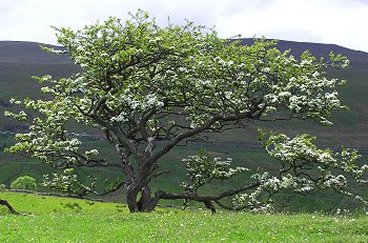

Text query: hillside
(239, 39), (368, 70)
(0, 41), (71, 64)
(0, 39), (368, 142)
(0, 41), (78, 132)
(0, 192), (367, 242)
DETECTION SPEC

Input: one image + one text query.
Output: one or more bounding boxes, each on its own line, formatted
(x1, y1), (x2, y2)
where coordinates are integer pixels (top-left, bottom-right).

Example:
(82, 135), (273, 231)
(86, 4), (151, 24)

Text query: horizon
(1, 0), (368, 52)
(1, 38), (367, 54)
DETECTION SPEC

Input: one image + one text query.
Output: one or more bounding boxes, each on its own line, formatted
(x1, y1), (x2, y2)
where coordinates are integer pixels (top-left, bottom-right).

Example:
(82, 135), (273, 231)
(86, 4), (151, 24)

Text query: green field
(0, 192), (367, 242)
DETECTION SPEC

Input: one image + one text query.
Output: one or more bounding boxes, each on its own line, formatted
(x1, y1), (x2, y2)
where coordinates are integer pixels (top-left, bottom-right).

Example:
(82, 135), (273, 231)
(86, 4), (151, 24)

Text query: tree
(6, 10), (367, 212)
(10, 175), (37, 191)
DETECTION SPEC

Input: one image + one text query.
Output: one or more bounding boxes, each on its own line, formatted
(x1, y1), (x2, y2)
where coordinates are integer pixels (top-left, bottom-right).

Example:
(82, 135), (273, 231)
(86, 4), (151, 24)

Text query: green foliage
(182, 149), (248, 192)
(232, 130), (368, 210)
(0, 184), (6, 191)
(10, 175), (37, 191)
(5, 10), (366, 212)
(6, 10), (348, 167)
(43, 168), (95, 197)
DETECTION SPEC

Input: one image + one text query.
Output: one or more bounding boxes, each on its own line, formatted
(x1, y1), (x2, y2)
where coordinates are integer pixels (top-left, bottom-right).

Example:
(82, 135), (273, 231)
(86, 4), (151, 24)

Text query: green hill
(0, 192), (367, 242)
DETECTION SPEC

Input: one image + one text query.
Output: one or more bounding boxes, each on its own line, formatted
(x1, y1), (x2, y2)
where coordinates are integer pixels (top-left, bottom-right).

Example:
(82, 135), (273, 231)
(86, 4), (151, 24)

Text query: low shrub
(10, 175), (37, 191)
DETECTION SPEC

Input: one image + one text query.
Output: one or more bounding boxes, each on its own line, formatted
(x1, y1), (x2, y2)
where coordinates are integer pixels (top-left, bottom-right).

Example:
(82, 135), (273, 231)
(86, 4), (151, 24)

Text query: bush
(10, 176), (37, 191)
(0, 184), (6, 190)
(43, 168), (94, 197)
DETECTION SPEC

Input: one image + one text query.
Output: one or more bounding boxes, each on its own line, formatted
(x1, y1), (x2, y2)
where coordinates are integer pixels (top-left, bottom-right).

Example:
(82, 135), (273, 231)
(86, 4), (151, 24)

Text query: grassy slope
(0, 192), (367, 243)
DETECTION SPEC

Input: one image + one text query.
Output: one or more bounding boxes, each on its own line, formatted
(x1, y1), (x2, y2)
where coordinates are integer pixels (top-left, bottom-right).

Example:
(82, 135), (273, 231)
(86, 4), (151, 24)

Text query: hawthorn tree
(6, 11), (367, 212)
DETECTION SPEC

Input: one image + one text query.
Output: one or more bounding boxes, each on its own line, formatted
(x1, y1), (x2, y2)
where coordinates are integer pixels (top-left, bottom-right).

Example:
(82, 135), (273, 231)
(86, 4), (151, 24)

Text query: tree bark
(153, 181), (261, 213)
(137, 186), (150, 211)
(126, 185), (159, 212)
(0, 199), (19, 215)
(126, 184), (140, 212)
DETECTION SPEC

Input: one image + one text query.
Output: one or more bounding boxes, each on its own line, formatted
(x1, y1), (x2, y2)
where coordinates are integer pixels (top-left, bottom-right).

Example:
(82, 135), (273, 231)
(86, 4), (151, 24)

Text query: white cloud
(0, 0), (367, 52)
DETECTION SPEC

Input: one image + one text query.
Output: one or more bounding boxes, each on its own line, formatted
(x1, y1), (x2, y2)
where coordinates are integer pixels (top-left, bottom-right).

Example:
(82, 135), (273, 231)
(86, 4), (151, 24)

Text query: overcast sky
(1, 0), (368, 52)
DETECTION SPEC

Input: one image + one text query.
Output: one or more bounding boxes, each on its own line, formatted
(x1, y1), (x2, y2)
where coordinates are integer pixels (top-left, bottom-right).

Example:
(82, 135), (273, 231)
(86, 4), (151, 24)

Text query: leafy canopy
(5, 10), (366, 212)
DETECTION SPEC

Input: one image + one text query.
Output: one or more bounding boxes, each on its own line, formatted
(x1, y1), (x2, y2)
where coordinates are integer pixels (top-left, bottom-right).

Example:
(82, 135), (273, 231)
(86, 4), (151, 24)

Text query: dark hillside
(0, 41), (78, 132)
(239, 38), (368, 70)
(0, 41), (71, 64)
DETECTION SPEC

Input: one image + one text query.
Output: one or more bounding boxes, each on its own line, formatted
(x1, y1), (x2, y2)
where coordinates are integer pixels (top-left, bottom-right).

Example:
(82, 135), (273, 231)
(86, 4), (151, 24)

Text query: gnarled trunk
(126, 184), (159, 212)
(126, 187), (140, 212)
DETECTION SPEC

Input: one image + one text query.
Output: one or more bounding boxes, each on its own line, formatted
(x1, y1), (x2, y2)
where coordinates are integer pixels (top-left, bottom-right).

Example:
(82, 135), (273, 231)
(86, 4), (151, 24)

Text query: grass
(0, 192), (367, 242)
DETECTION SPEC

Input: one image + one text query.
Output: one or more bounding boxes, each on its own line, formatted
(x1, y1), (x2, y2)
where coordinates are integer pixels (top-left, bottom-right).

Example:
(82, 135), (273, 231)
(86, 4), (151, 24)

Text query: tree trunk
(126, 187), (159, 212)
(0, 199), (19, 214)
(126, 182), (159, 212)
(126, 183), (140, 212)
(137, 186), (159, 212)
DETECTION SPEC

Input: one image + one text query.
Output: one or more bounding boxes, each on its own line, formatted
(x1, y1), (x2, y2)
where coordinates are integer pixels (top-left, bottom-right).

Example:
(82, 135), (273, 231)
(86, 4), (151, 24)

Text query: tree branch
(0, 199), (19, 215)
(155, 181), (261, 212)
(152, 107), (262, 162)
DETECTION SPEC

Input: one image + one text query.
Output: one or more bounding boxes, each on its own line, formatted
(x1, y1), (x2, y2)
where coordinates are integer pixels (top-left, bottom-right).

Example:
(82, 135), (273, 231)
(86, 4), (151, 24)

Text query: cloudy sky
(1, 0), (368, 52)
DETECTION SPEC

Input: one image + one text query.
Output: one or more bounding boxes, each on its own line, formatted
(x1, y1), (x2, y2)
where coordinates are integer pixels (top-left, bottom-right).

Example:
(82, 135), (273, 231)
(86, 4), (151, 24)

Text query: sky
(0, 0), (368, 52)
